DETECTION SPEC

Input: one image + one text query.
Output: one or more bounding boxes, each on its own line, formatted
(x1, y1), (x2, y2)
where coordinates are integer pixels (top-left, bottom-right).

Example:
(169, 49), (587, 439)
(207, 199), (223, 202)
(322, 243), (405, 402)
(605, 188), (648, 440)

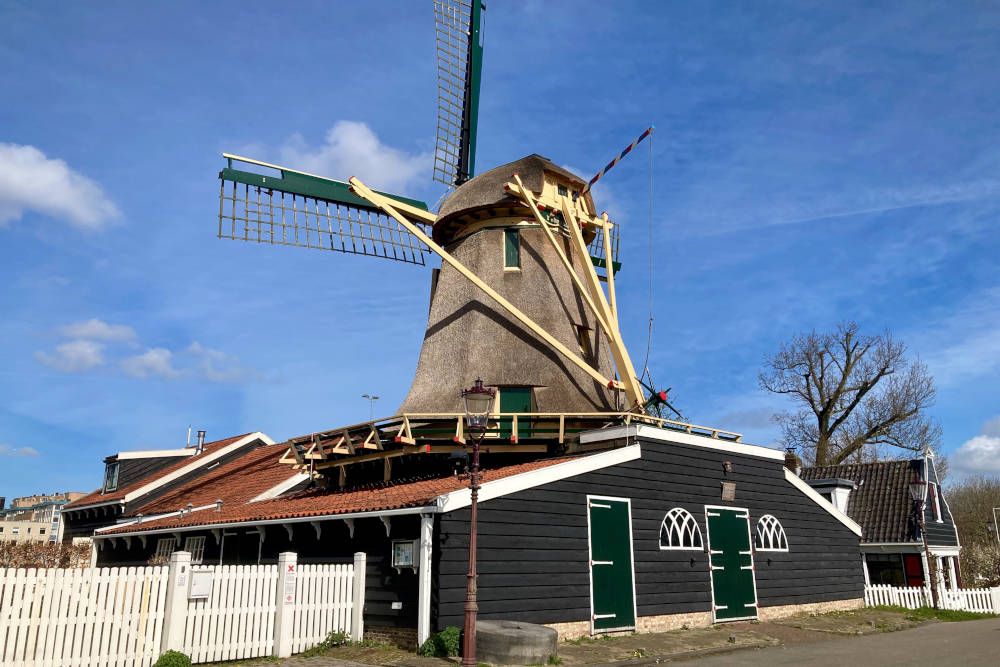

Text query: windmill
(214, 2), (695, 461)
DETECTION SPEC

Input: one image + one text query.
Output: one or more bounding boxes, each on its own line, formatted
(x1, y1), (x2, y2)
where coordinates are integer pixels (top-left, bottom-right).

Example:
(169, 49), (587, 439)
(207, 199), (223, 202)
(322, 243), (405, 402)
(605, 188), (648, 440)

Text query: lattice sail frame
(218, 157), (433, 267)
(433, 0), (482, 186)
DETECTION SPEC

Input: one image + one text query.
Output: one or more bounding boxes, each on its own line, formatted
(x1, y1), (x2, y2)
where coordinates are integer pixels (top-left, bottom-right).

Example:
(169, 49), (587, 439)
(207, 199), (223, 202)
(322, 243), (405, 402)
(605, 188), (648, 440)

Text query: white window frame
(754, 514), (789, 552)
(930, 483), (943, 523)
(184, 536), (206, 564)
(659, 507), (704, 551)
(154, 537), (177, 560)
(104, 462), (120, 492)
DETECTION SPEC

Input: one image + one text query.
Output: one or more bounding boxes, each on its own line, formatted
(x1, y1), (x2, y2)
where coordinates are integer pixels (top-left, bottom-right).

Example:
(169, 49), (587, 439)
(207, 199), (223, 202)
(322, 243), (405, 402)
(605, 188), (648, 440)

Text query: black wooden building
(91, 425), (863, 644)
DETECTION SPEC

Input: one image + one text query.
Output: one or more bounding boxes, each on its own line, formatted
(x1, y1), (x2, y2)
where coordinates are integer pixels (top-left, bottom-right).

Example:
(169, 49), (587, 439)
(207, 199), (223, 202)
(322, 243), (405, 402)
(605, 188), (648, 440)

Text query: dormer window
(557, 184), (569, 197)
(103, 462), (120, 493)
(504, 229), (521, 270)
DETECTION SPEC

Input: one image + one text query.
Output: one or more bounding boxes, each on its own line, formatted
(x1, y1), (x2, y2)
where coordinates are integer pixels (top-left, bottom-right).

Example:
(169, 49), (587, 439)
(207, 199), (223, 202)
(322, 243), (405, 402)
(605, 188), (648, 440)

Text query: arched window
(659, 508), (703, 550)
(755, 514), (788, 552)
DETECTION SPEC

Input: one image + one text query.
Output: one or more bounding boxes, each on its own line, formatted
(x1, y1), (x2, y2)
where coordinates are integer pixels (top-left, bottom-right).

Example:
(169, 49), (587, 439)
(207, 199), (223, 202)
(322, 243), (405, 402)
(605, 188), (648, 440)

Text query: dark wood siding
(116, 456), (189, 490)
(435, 438), (863, 629)
(924, 458), (960, 548)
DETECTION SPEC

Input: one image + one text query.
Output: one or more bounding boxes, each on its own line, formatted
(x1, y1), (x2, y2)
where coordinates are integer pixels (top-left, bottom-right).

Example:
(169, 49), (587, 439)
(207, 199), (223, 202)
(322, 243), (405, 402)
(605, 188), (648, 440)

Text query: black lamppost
(909, 479), (939, 608)
(460, 378), (495, 667)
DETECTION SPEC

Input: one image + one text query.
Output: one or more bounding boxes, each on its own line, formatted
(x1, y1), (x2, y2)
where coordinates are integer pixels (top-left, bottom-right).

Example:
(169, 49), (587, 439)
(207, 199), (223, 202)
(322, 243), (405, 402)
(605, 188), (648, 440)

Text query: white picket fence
(865, 584), (1000, 613)
(0, 565), (168, 667)
(0, 551), (365, 666)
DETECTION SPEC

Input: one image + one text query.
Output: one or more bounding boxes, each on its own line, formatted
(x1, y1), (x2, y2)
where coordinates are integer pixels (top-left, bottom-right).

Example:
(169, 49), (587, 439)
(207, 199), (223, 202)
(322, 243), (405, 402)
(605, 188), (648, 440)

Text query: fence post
(991, 588), (1000, 615)
(161, 551), (192, 653)
(351, 552), (367, 642)
(273, 552), (297, 658)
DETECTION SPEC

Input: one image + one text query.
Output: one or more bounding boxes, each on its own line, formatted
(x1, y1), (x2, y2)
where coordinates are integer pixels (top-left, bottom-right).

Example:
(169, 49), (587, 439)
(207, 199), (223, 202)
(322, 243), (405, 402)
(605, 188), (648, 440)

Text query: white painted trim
(250, 473), (311, 502)
(123, 432), (274, 503)
(658, 507), (704, 551)
(861, 543), (925, 553)
(928, 546), (961, 558)
(784, 468), (863, 536)
(94, 505), (437, 539)
(581, 425), (786, 461)
(417, 514), (434, 646)
(436, 444), (641, 513)
(704, 505), (759, 622)
(586, 494), (638, 634)
(65, 499), (124, 512)
(115, 448), (196, 460)
(94, 503), (220, 533)
(754, 514), (789, 553)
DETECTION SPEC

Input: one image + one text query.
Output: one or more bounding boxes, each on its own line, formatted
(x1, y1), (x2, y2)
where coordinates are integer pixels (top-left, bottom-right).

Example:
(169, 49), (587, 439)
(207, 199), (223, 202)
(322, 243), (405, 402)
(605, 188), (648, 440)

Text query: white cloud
(0, 143), (120, 229)
(951, 434), (1000, 477)
(278, 121), (431, 193)
(121, 348), (179, 379)
(58, 318), (136, 342)
(186, 342), (258, 383)
(35, 340), (105, 372)
(0, 444), (40, 458)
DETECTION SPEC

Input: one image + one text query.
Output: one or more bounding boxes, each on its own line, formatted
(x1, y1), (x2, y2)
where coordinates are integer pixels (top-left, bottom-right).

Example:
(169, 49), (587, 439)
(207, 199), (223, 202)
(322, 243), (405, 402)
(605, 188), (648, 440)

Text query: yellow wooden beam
(349, 177), (620, 391)
(560, 197), (646, 410)
(599, 213), (618, 324)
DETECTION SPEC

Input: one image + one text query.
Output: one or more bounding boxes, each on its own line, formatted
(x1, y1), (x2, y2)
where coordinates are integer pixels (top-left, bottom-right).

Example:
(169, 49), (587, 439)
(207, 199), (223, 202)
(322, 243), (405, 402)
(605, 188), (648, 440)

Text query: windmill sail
(433, 0), (484, 187)
(588, 223), (621, 279)
(218, 155), (433, 266)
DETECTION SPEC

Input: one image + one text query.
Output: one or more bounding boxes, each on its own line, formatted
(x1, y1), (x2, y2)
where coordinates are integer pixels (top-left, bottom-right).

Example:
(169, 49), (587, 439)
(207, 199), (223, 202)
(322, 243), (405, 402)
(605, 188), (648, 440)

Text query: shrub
(418, 626), (461, 657)
(0, 540), (91, 568)
(299, 630), (351, 657)
(153, 650), (192, 667)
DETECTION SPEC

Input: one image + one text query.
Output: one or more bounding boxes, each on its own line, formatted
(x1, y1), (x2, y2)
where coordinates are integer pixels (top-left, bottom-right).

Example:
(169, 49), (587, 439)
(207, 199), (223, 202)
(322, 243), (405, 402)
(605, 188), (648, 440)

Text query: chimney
(784, 447), (801, 475)
(196, 430), (206, 454)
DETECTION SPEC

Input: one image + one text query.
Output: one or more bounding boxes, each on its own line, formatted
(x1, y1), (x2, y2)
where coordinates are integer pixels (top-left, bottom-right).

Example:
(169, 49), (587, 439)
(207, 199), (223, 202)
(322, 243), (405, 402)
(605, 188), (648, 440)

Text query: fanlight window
(755, 514), (789, 552)
(659, 508), (703, 550)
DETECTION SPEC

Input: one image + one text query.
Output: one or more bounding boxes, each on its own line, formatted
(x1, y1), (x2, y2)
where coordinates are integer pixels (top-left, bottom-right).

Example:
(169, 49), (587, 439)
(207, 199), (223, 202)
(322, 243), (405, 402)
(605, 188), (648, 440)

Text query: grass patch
(869, 605), (998, 622)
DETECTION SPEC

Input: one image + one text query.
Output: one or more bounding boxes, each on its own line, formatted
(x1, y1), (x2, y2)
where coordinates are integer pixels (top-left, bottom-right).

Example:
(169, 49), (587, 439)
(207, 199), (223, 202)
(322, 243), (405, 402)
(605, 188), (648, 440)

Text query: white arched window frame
(755, 514), (789, 552)
(659, 507), (703, 551)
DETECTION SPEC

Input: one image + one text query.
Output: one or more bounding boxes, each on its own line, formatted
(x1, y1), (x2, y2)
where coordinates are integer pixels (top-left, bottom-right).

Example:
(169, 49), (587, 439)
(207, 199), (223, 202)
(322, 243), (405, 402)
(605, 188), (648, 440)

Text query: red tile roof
(67, 433), (256, 509)
(101, 456), (576, 535)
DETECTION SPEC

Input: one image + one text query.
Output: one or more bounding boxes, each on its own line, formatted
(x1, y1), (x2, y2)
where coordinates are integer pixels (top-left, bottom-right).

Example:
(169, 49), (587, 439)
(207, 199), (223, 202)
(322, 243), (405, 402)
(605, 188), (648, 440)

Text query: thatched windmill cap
(433, 154), (593, 245)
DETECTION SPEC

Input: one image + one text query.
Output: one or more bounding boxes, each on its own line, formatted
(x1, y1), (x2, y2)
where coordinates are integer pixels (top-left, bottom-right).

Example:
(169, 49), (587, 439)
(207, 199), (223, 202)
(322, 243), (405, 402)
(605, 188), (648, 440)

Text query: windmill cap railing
(280, 411), (743, 469)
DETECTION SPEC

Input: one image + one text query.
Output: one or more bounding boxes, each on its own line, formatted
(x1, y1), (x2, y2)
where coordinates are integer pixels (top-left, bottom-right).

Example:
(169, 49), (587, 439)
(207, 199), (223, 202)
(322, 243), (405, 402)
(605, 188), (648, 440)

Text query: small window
(574, 325), (594, 360)
(104, 462), (120, 492)
(755, 515), (788, 552)
(39, 528), (45, 535)
(659, 508), (703, 550)
(0, 527), (4, 533)
(557, 184), (569, 197)
(184, 536), (206, 564)
(12, 527), (19, 535)
(504, 228), (520, 269)
(27, 527), (32, 534)
(154, 537), (177, 560)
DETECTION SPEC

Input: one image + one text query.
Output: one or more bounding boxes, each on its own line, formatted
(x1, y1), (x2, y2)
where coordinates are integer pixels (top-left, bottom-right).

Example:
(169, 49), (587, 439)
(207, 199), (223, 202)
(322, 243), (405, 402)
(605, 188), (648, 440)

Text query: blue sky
(1, 0), (998, 498)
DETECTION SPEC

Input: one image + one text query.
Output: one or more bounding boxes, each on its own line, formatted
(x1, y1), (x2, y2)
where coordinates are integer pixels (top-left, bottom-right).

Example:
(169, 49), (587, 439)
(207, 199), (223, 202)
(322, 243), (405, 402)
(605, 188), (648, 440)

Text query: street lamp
(361, 393), (380, 422)
(460, 378), (495, 667)
(908, 479), (939, 608)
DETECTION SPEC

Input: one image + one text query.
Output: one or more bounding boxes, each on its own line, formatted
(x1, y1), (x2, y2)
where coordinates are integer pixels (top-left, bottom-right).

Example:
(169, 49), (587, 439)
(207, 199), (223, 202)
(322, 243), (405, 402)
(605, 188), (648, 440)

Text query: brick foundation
(545, 598), (864, 641)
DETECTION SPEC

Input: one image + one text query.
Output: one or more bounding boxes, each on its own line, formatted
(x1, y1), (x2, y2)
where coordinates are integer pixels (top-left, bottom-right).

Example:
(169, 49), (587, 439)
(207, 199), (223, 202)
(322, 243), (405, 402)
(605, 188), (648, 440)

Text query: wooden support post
(417, 516), (434, 646)
(350, 178), (619, 391)
(161, 550), (191, 653)
(352, 552), (367, 642)
(599, 213), (618, 323)
(274, 552), (297, 658)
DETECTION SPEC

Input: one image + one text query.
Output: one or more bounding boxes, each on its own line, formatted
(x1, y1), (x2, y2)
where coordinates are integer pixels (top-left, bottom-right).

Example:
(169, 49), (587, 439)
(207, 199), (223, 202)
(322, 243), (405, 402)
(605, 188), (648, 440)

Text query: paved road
(681, 618), (1000, 666)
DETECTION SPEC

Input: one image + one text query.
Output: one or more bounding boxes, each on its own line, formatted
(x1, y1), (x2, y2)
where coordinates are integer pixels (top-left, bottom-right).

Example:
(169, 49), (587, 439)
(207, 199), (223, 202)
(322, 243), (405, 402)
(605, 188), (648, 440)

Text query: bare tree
(945, 476), (1000, 586)
(759, 321), (940, 466)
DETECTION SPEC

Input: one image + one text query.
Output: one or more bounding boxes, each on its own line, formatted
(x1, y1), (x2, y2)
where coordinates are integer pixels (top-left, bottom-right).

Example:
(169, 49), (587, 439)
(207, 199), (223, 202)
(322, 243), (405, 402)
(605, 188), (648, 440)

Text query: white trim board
(581, 425), (786, 462)
(250, 473), (311, 502)
(123, 432), (274, 503)
(115, 448), (197, 460)
(784, 468), (863, 536)
(435, 444), (641, 513)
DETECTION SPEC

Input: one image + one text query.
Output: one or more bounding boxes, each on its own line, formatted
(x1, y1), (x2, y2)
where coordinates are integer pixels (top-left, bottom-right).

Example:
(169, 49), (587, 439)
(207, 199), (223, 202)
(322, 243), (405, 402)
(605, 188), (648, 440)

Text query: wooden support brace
(344, 518), (355, 538)
(350, 177), (619, 391)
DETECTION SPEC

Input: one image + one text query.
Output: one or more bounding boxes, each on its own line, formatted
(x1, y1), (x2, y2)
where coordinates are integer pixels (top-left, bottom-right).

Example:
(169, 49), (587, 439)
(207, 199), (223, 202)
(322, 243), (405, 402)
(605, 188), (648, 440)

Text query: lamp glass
(909, 480), (925, 503)
(462, 378), (495, 432)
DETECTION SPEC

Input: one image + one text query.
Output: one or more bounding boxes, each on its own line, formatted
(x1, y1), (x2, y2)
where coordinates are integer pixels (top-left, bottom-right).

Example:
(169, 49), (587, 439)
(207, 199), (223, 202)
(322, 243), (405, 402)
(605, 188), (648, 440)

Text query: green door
(705, 506), (758, 622)
(588, 496), (636, 632)
(499, 387), (532, 440)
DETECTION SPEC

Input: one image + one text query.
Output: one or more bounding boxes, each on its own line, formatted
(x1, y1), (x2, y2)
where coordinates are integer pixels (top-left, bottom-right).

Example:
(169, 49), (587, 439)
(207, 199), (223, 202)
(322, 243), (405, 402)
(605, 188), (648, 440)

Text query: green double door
(588, 496), (637, 632)
(705, 506), (759, 621)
